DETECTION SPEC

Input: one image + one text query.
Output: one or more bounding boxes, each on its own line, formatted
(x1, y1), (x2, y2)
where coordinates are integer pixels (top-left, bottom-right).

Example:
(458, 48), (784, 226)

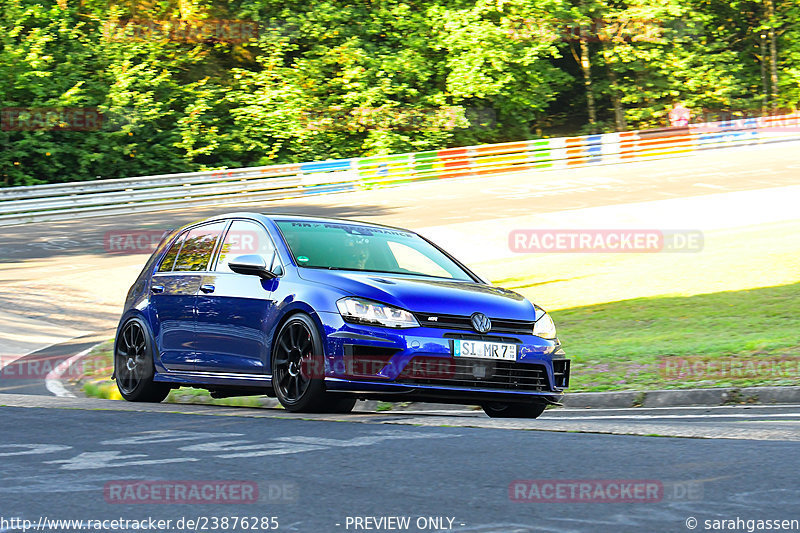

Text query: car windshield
(275, 220), (473, 281)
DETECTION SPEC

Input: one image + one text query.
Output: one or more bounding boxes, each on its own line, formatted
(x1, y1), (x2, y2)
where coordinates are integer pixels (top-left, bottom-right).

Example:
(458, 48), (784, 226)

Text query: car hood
(297, 269), (538, 320)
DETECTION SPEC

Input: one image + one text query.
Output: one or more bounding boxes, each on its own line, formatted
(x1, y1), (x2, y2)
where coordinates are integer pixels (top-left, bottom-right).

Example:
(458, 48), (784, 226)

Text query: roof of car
(200, 212), (416, 233)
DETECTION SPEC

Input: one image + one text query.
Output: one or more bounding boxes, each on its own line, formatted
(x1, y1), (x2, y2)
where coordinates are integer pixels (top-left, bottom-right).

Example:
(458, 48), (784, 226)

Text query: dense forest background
(1, 0), (798, 186)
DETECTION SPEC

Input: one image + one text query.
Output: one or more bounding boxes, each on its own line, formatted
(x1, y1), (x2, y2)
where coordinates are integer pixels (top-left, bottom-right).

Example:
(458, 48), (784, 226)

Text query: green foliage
(553, 282), (800, 392)
(0, 0), (798, 185)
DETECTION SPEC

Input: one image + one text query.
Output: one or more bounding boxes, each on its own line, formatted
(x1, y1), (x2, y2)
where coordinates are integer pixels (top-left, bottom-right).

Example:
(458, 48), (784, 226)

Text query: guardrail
(2, 112), (798, 226)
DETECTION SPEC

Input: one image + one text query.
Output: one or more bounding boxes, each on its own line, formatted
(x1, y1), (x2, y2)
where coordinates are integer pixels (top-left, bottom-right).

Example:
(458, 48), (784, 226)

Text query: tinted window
(173, 222), (226, 272)
(157, 232), (186, 272)
(216, 220), (276, 273)
(275, 220), (472, 280)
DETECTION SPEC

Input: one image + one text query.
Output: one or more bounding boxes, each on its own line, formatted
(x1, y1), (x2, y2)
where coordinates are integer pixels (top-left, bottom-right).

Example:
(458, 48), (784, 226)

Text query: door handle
(200, 284), (215, 294)
(151, 285), (165, 294)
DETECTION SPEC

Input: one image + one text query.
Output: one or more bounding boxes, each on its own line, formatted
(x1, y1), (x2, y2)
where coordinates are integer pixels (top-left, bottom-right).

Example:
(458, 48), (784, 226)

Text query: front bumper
(317, 311), (570, 401)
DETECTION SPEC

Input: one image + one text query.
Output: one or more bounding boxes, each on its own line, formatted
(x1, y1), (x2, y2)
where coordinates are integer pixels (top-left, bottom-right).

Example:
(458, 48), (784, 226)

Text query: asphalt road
(1, 396), (799, 533)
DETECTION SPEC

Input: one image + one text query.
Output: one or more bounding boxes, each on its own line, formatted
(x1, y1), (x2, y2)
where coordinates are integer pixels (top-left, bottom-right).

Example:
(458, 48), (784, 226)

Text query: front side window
(275, 220), (472, 281)
(172, 222), (227, 272)
(216, 220), (277, 273)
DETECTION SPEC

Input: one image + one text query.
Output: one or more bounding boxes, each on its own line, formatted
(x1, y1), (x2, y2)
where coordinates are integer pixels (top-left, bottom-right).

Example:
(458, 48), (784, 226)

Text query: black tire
(321, 397), (357, 414)
(271, 314), (351, 413)
(481, 401), (547, 419)
(114, 318), (171, 403)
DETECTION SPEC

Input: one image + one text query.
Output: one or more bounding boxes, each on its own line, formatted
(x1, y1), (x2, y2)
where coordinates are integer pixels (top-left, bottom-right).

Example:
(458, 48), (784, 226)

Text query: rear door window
(173, 222), (227, 272)
(157, 232), (187, 272)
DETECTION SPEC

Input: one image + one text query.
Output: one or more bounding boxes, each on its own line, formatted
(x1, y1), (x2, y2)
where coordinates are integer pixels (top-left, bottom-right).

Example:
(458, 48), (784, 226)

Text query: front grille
(414, 313), (534, 335)
(396, 356), (549, 392)
(443, 332), (522, 344)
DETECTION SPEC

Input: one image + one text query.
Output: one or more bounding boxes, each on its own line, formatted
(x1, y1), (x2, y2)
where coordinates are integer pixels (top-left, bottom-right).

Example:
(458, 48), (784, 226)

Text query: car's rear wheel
(114, 318), (171, 403)
(481, 401), (547, 419)
(271, 314), (354, 413)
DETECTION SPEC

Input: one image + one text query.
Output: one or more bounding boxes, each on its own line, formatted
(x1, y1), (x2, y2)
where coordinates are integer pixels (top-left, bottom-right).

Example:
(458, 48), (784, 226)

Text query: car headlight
(533, 311), (557, 339)
(336, 297), (420, 328)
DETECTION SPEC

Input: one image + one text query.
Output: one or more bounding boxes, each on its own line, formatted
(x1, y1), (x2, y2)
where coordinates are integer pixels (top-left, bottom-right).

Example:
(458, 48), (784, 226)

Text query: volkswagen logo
(470, 312), (491, 334)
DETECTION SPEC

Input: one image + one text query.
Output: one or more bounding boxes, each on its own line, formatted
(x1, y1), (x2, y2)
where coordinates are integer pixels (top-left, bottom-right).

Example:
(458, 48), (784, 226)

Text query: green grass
(166, 387), (275, 408)
(553, 282), (800, 392)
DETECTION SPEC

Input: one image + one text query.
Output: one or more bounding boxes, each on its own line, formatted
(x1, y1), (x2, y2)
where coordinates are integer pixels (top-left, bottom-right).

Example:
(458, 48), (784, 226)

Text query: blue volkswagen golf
(114, 213), (570, 418)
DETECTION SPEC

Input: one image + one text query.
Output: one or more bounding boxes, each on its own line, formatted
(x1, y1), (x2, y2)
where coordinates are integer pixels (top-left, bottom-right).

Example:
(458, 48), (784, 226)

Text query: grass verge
(553, 282), (800, 392)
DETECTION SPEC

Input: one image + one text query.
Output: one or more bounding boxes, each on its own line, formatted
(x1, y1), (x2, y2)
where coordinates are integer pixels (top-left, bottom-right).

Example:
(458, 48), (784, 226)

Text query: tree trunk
(579, 36), (597, 133)
(766, 0), (779, 112)
(760, 33), (769, 113)
(602, 43), (625, 130)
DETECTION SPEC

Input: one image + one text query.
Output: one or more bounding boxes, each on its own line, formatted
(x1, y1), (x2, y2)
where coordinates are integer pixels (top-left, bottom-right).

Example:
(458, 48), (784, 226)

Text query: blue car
(114, 213), (570, 418)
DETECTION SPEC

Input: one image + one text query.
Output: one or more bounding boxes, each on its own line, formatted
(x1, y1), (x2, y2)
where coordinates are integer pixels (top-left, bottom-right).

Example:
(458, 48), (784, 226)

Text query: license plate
(453, 339), (517, 361)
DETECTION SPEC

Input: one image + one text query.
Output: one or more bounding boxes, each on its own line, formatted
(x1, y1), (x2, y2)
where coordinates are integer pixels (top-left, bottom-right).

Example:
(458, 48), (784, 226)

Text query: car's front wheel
(271, 314), (355, 413)
(481, 401), (547, 419)
(114, 318), (171, 403)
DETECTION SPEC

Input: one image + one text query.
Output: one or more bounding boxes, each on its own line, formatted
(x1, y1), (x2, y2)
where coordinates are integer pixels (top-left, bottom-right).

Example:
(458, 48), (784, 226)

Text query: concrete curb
(358, 387), (800, 412)
(561, 386), (800, 409)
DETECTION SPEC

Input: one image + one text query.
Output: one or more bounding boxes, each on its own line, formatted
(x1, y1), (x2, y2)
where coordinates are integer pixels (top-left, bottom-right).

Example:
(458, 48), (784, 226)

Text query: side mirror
(228, 255), (277, 279)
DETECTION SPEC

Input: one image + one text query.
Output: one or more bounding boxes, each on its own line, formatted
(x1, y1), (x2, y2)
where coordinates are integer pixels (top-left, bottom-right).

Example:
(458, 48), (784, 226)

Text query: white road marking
(555, 404), (800, 413)
(272, 432), (453, 447)
(100, 430), (243, 445)
(44, 346), (96, 398)
(545, 404), (800, 416)
(44, 451), (199, 470)
(212, 443), (328, 458)
(178, 439), (326, 456)
(0, 444), (72, 457)
(543, 413), (800, 421)
(183, 430), (456, 458)
(32, 430), (459, 469)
